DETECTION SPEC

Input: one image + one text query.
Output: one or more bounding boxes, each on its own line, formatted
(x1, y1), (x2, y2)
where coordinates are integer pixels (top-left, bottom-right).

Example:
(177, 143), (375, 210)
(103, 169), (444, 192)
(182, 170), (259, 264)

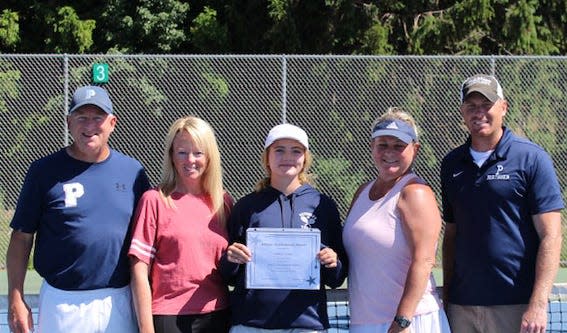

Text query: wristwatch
(394, 315), (412, 329)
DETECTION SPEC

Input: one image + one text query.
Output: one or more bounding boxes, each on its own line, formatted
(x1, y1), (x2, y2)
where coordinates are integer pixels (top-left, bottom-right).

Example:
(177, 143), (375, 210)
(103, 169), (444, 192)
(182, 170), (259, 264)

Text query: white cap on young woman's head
(264, 123), (309, 149)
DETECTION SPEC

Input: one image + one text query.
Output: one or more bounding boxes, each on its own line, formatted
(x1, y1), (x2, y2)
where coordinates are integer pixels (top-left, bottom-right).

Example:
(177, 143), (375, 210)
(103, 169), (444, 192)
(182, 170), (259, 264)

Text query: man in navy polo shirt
(441, 74), (564, 333)
(6, 86), (150, 333)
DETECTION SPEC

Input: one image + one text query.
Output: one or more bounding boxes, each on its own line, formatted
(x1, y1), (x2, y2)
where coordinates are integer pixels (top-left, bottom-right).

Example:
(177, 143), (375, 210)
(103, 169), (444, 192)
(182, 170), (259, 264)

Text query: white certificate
(246, 228), (321, 290)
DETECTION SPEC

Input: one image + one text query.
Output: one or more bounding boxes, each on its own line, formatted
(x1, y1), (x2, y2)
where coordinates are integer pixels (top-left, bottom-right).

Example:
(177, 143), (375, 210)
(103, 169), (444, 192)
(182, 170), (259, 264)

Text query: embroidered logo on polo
(486, 164), (510, 180)
(115, 182), (127, 192)
(452, 171), (464, 178)
(299, 212), (317, 228)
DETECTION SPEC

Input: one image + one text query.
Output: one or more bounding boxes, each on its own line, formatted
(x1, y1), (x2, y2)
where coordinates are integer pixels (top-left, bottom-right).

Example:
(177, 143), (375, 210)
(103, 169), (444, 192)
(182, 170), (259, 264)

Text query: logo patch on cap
(386, 122), (399, 129)
(84, 89), (97, 99)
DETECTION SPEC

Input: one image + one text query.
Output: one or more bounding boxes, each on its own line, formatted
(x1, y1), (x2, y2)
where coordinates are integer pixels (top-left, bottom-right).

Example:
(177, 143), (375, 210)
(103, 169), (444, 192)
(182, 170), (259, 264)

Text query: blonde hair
(159, 116), (227, 227)
(371, 107), (419, 142)
(254, 146), (314, 192)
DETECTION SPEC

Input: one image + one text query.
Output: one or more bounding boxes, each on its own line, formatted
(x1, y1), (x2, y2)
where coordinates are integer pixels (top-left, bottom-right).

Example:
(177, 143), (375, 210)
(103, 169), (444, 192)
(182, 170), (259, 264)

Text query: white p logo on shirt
(63, 182), (84, 207)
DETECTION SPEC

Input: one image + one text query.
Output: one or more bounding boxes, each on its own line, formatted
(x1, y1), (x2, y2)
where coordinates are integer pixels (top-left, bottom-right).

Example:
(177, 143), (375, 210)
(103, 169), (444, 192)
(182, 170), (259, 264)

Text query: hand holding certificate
(246, 228), (321, 290)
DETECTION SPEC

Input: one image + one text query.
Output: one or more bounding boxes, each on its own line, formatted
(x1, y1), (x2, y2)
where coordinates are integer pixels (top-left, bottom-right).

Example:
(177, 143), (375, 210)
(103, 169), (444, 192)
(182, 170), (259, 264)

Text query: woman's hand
(226, 242), (252, 264)
(318, 247), (338, 268)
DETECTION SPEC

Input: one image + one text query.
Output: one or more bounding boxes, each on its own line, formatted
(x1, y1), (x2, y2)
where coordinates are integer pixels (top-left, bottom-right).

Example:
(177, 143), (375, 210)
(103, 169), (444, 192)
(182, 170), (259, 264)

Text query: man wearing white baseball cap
(6, 85), (150, 333)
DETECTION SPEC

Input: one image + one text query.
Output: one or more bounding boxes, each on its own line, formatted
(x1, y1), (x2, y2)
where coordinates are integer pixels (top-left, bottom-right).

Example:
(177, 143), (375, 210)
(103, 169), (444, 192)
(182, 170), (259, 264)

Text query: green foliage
(0, 9), (19, 51)
(99, 0), (136, 52)
(7, 114), (50, 158)
(0, 67), (20, 113)
(200, 72), (229, 100)
(359, 20), (394, 55)
(136, 0), (189, 52)
(312, 156), (366, 217)
(265, 0), (301, 52)
(190, 6), (228, 53)
(100, 0), (189, 53)
(267, 0), (288, 21)
(127, 76), (168, 116)
(0, 59), (25, 160)
(502, 0), (558, 54)
(538, 0), (567, 53)
(94, 56), (168, 116)
(410, 13), (450, 54)
(500, 60), (566, 154)
(2, 0), (567, 54)
(45, 6), (95, 53)
(453, 0), (495, 26)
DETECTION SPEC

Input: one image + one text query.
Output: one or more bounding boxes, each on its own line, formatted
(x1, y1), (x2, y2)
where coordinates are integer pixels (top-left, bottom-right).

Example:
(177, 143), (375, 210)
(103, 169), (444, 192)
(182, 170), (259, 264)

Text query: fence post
(63, 54), (69, 147)
(281, 55), (287, 123)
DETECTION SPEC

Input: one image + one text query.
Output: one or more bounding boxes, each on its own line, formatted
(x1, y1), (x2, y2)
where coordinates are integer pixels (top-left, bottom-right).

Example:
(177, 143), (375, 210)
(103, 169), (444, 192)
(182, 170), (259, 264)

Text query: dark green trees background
(0, 0), (565, 55)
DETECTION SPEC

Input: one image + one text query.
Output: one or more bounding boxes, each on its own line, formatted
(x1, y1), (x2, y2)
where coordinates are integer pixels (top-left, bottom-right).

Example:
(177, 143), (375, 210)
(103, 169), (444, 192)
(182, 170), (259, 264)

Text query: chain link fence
(0, 55), (566, 268)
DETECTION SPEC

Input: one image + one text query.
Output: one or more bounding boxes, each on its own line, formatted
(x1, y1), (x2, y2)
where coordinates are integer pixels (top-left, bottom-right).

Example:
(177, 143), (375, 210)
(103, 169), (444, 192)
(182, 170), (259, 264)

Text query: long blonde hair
(254, 146), (314, 192)
(159, 116), (227, 227)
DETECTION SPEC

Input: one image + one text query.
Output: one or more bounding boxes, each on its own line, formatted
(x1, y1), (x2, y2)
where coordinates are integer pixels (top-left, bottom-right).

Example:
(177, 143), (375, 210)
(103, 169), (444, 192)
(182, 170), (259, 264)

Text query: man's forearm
(530, 211), (563, 308)
(530, 231), (562, 308)
(6, 231), (34, 301)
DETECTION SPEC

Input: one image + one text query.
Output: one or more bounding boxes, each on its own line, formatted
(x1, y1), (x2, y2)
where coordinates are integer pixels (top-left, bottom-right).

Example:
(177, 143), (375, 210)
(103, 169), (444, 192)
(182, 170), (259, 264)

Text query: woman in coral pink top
(343, 108), (450, 333)
(129, 116), (232, 333)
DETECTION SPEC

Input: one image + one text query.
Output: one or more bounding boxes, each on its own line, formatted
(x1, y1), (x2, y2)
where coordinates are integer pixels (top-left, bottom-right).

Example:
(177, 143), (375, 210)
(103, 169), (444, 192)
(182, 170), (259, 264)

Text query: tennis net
(2, 286), (567, 332)
(326, 285), (567, 333)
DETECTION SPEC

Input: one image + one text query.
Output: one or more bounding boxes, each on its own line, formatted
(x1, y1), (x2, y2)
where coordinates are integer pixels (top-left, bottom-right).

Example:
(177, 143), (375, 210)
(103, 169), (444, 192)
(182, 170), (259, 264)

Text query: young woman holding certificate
(219, 123), (347, 332)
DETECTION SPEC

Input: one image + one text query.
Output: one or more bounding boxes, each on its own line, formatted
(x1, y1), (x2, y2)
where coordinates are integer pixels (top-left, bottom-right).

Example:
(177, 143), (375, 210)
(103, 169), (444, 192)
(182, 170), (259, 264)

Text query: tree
(98, 0), (190, 53)
(45, 6), (96, 53)
(1, 0), (567, 55)
(502, 0), (558, 54)
(0, 9), (19, 51)
(352, 0), (564, 55)
(190, 6), (228, 53)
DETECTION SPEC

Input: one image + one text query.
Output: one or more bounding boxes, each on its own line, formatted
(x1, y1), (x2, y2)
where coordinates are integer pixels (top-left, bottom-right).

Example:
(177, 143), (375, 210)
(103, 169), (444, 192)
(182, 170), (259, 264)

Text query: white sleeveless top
(343, 173), (441, 324)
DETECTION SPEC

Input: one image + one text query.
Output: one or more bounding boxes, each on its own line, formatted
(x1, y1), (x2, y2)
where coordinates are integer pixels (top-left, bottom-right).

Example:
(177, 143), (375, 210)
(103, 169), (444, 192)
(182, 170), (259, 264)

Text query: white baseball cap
(264, 123), (309, 149)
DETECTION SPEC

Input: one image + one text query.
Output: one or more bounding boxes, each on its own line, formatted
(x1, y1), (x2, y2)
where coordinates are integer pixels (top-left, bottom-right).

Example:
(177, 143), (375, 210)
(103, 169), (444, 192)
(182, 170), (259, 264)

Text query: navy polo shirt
(441, 127), (564, 305)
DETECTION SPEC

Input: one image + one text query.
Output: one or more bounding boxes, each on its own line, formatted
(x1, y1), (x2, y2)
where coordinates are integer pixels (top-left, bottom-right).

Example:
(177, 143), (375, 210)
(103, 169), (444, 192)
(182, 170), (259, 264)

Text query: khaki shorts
(447, 303), (528, 333)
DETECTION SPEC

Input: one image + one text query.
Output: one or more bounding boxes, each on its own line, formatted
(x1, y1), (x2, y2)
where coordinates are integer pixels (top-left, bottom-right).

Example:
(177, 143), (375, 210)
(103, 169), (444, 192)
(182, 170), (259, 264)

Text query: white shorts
(230, 324), (327, 333)
(349, 309), (451, 333)
(37, 281), (137, 333)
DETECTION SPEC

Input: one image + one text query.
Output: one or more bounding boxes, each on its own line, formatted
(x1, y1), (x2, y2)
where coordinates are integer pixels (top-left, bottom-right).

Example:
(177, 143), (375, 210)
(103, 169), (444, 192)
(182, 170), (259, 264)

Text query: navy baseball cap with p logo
(69, 86), (113, 114)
